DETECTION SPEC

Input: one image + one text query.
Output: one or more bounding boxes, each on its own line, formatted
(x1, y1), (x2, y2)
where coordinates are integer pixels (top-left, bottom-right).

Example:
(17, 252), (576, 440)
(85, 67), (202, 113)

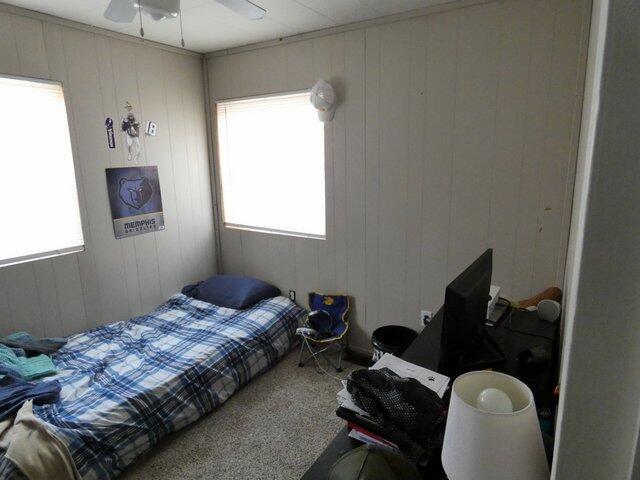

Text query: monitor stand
(458, 328), (506, 370)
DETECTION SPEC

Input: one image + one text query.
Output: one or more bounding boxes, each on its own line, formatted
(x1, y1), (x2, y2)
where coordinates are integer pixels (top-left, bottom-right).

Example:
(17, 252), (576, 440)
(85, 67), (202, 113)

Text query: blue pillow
(181, 275), (281, 309)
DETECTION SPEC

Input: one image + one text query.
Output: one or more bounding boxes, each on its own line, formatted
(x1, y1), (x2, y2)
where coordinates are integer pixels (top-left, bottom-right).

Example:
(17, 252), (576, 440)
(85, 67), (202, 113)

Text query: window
(0, 75), (84, 267)
(216, 91), (325, 238)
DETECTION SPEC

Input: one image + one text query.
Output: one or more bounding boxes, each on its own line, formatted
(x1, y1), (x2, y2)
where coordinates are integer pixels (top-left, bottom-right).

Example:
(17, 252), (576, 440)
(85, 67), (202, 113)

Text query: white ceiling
(2, 0), (451, 53)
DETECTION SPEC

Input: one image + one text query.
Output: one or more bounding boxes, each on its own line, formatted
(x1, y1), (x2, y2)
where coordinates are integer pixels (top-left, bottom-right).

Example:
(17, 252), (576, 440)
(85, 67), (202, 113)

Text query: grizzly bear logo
(119, 177), (153, 210)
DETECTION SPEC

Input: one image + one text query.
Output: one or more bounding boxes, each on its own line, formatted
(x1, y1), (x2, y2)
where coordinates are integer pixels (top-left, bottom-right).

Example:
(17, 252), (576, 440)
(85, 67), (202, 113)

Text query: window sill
(0, 245), (85, 268)
(224, 223), (325, 241)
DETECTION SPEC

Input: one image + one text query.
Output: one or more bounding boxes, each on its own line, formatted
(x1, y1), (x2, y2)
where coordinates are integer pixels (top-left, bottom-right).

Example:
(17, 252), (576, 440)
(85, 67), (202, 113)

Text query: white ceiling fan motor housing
(135, 0), (180, 20)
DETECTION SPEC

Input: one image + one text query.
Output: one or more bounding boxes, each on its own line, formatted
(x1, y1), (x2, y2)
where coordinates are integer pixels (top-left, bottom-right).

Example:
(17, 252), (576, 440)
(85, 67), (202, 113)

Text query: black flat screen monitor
(440, 248), (504, 373)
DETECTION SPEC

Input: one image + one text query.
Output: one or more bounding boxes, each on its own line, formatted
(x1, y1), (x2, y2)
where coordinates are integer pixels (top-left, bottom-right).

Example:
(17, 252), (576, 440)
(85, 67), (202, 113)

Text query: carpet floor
(120, 350), (357, 480)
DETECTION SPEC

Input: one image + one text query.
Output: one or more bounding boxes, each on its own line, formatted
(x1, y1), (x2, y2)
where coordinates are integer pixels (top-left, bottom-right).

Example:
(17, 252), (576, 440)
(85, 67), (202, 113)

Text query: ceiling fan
(105, 0), (266, 22)
(104, 0), (265, 47)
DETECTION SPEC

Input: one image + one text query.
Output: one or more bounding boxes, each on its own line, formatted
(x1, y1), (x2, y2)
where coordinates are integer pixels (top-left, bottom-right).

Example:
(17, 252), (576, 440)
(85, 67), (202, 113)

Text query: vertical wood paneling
(313, 35), (336, 292)
(134, 45), (185, 298)
(11, 15), (48, 78)
(0, 0), (592, 348)
(447, 2), (500, 279)
(421, 9), (458, 315)
(287, 40), (321, 305)
(532, 0), (586, 292)
(208, 55), (244, 276)
(94, 35), (143, 321)
(43, 22), (89, 335)
(110, 39), (164, 315)
(487, 0), (534, 297)
(0, 12), (19, 75)
(511, 0), (556, 298)
(405, 17), (428, 328)
(0, 271), (13, 336)
(4, 266), (44, 337)
(378, 23), (412, 328)
(0, 12), (215, 336)
(363, 26), (381, 342)
(208, 0), (591, 352)
(61, 27), (105, 330)
(330, 34), (348, 296)
(183, 55), (217, 282)
(63, 30), (125, 327)
(50, 256), (86, 335)
(344, 29), (367, 347)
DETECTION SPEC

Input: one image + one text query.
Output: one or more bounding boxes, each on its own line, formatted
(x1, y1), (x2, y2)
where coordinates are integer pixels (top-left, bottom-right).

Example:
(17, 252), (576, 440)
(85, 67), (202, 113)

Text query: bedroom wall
(206, 0), (592, 351)
(0, 6), (217, 337)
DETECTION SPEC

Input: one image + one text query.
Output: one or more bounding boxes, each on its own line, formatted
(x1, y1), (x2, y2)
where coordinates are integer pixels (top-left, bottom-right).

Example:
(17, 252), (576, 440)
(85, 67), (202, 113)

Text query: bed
(1, 293), (305, 479)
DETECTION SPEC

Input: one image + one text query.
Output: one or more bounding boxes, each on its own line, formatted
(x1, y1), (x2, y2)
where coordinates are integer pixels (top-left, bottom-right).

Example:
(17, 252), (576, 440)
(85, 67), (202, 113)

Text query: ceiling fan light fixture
(128, 0), (180, 21)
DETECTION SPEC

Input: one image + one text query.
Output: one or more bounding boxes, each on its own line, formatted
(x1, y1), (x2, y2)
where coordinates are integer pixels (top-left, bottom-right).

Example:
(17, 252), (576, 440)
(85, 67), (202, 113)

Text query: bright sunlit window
(0, 75), (84, 267)
(216, 91), (325, 238)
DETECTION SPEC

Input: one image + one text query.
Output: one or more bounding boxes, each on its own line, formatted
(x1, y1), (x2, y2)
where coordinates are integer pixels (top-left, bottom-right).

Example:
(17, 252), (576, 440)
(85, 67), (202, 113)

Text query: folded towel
(0, 345), (57, 381)
(1, 332), (66, 356)
(0, 375), (61, 422)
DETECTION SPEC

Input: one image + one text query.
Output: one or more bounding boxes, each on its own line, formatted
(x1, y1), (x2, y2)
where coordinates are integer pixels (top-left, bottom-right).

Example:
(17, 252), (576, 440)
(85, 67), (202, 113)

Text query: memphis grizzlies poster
(106, 166), (164, 239)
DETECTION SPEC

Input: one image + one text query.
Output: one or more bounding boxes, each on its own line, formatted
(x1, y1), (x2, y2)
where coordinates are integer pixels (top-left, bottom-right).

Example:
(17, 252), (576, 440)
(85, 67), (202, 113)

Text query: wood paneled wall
(207, 0), (591, 351)
(0, 9), (217, 337)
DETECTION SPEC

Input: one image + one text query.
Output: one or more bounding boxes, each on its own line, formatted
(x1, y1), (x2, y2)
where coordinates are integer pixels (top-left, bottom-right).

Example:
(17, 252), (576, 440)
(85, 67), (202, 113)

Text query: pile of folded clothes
(0, 332), (66, 421)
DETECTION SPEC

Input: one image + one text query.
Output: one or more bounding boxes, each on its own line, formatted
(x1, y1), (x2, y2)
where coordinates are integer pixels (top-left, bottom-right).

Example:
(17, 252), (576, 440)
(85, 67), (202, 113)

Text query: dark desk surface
(301, 307), (559, 480)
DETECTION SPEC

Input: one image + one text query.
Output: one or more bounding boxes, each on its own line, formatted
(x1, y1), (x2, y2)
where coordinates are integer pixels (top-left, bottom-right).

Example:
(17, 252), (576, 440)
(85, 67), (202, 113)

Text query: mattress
(19, 294), (304, 479)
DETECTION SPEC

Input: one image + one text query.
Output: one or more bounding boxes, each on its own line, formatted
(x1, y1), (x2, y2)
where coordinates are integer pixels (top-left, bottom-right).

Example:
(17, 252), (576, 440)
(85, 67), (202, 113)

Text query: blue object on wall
(106, 166), (165, 239)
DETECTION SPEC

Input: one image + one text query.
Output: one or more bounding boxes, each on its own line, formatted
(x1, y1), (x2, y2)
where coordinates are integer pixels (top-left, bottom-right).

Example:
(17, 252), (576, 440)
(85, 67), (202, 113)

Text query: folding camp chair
(297, 293), (350, 372)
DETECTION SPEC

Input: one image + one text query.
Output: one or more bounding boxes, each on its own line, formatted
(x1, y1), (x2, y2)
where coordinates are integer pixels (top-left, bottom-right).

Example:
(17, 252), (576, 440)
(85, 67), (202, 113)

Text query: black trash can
(371, 325), (418, 361)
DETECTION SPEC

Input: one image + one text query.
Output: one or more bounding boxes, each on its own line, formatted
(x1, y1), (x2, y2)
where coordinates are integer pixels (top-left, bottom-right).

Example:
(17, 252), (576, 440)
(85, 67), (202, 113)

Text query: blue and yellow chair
(297, 293), (350, 372)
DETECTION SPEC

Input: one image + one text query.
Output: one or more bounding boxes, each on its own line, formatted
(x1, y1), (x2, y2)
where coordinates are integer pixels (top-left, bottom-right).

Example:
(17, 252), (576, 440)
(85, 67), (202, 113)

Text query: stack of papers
(347, 424), (400, 450)
(370, 353), (450, 397)
(337, 382), (368, 416)
(336, 353), (450, 416)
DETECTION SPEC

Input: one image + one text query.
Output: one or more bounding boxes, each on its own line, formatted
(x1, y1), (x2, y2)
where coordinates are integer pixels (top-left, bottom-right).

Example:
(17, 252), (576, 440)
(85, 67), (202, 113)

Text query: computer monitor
(440, 248), (505, 374)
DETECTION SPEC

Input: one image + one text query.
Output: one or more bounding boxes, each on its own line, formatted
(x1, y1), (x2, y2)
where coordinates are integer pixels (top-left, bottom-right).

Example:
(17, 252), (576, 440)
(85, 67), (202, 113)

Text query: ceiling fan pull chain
(179, 8), (185, 47)
(138, 1), (145, 37)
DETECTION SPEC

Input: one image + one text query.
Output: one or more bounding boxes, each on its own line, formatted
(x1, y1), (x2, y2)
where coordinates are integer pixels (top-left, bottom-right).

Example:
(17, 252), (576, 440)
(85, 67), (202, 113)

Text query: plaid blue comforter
(29, 294), (304, 479)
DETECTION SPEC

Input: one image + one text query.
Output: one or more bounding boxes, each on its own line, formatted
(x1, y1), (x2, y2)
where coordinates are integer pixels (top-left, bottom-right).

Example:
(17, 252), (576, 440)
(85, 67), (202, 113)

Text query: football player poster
(106, 166), (165, 239)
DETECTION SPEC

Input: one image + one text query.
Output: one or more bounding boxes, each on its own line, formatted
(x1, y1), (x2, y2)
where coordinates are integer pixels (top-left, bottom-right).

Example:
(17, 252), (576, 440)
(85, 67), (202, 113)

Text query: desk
(300, 307), (558, 480)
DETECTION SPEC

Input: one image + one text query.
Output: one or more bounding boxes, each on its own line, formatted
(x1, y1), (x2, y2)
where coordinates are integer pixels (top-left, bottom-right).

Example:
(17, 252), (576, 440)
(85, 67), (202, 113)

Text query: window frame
(0, 73), (85, 268)
(213, 89), (327, 241)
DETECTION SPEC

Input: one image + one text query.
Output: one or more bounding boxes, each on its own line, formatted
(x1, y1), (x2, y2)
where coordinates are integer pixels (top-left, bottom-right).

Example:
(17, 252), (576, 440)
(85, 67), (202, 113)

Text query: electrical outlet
(420, 310), (433, 327)
(288, 290), (296, 302)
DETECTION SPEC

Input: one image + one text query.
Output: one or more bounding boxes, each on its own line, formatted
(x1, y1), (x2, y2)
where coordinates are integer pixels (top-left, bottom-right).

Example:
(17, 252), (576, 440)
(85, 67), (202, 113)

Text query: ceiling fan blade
(214, 0), (266, 20)
(104, 0), (137, 23)
(142, 0), (180, 20)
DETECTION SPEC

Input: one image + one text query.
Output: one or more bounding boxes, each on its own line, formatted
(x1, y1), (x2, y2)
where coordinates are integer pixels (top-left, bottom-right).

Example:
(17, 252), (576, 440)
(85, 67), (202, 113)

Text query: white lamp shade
(441, 371), (549, 480)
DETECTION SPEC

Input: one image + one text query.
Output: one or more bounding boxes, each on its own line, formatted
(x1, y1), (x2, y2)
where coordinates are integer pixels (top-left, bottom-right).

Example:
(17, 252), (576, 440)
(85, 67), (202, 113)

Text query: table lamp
(441, 371), (549, 480)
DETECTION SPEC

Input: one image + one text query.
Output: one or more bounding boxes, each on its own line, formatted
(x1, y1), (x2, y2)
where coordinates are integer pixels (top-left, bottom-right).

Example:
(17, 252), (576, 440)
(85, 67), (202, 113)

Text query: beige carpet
(120, 350), (357, 479)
